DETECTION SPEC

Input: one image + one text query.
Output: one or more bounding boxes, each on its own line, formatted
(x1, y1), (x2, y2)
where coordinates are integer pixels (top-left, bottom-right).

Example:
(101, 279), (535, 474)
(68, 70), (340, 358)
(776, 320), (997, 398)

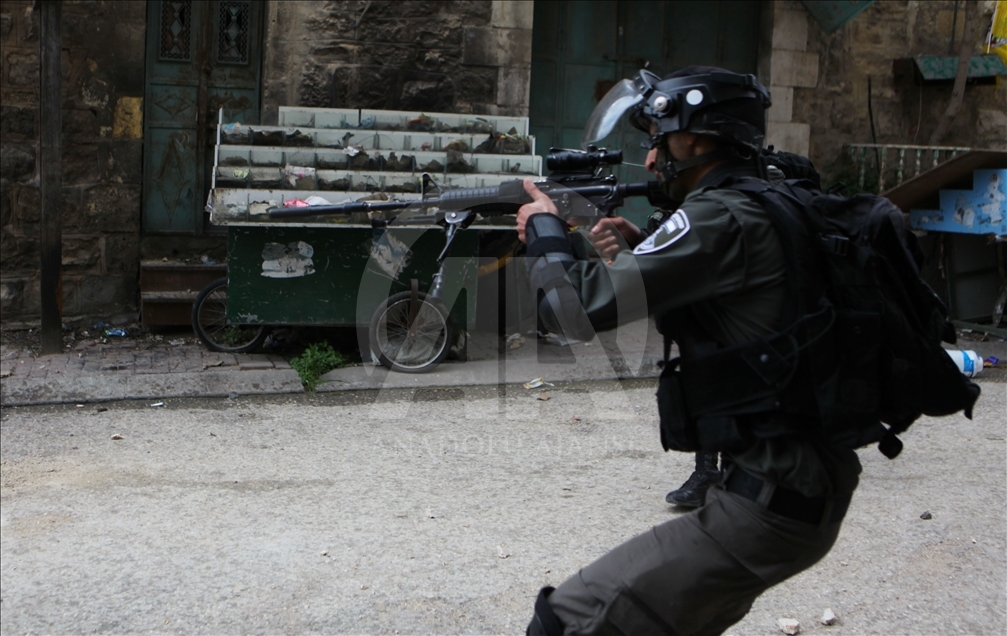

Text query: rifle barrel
(268, 199), (413, 218)
(267, 180), (664, 219)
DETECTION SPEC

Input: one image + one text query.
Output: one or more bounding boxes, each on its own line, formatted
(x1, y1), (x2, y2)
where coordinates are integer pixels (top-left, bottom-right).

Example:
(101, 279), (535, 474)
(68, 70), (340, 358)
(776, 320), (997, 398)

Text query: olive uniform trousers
(545, 485), (847, 635)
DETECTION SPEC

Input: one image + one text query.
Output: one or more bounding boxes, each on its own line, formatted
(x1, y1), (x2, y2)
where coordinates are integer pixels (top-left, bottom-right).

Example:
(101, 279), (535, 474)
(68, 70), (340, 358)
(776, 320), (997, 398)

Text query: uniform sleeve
(528, 192), (750, 340)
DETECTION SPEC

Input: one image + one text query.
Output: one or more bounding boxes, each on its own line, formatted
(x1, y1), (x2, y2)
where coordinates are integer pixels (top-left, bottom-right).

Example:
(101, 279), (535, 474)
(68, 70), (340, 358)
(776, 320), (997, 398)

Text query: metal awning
(908, 55), (1007, 85)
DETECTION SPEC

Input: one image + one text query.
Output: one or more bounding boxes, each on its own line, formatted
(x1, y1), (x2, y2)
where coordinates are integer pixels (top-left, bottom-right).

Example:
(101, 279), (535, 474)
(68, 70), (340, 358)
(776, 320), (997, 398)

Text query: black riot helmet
(583, 66), (771, 152)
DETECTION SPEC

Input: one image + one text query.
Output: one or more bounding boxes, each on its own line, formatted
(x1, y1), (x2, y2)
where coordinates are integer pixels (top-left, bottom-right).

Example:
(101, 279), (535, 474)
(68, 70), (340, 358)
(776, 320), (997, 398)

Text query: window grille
(218, 1), (250, 64)
(159, 1), (192, 61)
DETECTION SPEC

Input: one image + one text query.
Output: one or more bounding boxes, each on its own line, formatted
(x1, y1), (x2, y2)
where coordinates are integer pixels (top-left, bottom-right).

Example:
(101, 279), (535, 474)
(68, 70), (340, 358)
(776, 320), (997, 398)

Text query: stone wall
(775, 0), (1006, 184)
(761, 1), (817, 157)
(0, 1), (146, 328)
(262, 0), (533, 117)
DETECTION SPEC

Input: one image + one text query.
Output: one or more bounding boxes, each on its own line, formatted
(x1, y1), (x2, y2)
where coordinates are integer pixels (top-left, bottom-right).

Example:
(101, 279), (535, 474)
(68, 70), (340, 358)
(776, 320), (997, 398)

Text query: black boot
(666, 451), (720, 508)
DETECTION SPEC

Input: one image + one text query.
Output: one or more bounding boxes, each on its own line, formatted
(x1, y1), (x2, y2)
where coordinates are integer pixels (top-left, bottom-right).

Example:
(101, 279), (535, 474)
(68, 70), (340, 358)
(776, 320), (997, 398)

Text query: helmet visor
(581, 79), (643, 149)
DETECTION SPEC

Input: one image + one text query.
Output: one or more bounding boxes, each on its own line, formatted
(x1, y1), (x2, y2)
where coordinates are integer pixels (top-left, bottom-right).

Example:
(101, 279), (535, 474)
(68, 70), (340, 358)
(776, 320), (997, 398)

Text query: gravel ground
(1, 379), (1004, 635)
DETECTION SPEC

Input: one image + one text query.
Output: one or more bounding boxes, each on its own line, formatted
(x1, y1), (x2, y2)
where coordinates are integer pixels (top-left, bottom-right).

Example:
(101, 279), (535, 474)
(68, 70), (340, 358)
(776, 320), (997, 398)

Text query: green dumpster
(225, 222), (480, 331)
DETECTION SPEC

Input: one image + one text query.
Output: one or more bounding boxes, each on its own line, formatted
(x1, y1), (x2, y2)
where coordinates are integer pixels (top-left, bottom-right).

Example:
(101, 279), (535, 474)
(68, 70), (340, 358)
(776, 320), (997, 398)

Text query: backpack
(722, 178), (981, 458)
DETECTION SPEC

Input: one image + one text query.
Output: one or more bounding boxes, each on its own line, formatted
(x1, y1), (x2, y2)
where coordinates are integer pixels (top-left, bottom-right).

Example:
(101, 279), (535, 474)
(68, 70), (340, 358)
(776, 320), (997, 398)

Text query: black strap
(725, 468), (850, 525)
(527, 236), (575, 258)
(527, 587), (564, 636)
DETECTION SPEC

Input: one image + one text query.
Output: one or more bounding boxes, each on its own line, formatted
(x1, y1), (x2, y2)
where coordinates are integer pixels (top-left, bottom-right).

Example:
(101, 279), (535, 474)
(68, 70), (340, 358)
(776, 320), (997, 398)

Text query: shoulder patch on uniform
(633, 210), (691, 254)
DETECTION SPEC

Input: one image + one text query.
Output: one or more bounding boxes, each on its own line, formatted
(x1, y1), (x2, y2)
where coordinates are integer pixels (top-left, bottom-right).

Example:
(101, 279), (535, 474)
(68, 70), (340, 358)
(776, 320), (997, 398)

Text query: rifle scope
(546, 146), (623, 173)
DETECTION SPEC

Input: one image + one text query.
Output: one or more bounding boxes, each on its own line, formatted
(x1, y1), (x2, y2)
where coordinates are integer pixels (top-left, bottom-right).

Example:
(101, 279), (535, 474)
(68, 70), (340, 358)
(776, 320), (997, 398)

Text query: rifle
(267, 146), (673, 226)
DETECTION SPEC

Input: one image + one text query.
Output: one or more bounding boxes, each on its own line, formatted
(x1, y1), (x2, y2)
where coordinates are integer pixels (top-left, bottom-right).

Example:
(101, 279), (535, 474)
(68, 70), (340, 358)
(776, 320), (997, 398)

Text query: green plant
(290, 341), (347, 391)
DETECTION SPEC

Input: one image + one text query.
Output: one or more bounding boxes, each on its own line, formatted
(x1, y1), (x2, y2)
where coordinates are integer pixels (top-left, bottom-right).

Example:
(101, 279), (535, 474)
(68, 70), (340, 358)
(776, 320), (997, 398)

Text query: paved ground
(1, 379), (1004, 635)
(2, 321), (1005, 635)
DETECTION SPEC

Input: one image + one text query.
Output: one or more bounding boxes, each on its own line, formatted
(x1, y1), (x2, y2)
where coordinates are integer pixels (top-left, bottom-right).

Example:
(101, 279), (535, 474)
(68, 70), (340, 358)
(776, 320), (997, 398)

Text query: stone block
(1, 144), (35, 182)
(480, 103), (526, 117)
(7, 52), (38, 86)
(110, 0), (147, 24)
(20, 6), (37, 43)
(60, 48), (93, 105)
(76, 274), (136, 315)
(82, 184), (140, 233)
(412, 20), (463, 48)
(400, 78), (455, 112)
(342, 66), (384, 108)
(850, 17), (908, 52)
(770, 50), (819, 88)
(776, 0), (804, 11)
(303, 4), (356, 34)
(498, 27), (532, 68)
(463, 26), (532, 68)
(772, 9), (808, 51)
(104, 233), (140, 275)
(310, 41), (358, 63)
(11, 184), (38, 223)
(59, 186), (82, 230)
(497, 66), (529, 108)
(356, 17), (409, 43)
(62, 2), (112, 42)
(453, 67), (497, 106)
(368, 1), (446, 19)
(355, 42), (416, 68)
(0, 179), (10, 228)
(326, 65), (355, 109)
(1, 104), (35, 138)
(768, 85), (794, 123)
(297, 61), (332, 108)
(12, 184), (39, 224)
(0, 226), (39, 270)
(491, 1), (534, 30)
(61, 276), (80, 315)
(79, 77), (111, 109)
(112, 97), (143, 140)
(61, 234), (101, 270)
(977, 108), (1007, 150)
(63, 108), (98, 139)
(765, 121), (810, 157)
(106, 140), (143, 184)
(450, 0), (493, 23)
(62, 143), (101, 185)
(463, 26), (496, 66)
(0, 278), (25, 316)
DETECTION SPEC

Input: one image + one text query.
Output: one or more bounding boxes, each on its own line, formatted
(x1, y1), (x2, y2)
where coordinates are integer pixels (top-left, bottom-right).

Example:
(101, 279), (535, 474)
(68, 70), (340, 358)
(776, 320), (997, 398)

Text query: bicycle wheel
(191, 277), (268, 353)
(369, 291), (453, 373)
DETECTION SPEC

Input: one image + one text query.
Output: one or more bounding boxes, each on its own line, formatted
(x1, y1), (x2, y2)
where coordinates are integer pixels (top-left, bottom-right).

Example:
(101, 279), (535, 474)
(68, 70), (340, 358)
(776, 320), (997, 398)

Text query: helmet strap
(671, 147), (737, 175)
(656, 146), (738, 184)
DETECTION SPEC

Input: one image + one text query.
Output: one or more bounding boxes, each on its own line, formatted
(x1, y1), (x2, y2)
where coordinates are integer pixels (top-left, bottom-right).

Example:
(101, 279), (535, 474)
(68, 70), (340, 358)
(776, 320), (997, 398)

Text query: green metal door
(530, 0), (763, 226)
(143, 1), (262, 234)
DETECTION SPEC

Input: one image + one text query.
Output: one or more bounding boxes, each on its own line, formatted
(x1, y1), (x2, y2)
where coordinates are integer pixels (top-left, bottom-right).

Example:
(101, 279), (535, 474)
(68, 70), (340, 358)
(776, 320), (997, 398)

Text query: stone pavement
(0, 337), (303, 406)
(0, 319), (667, 407)
(2, 321), (1004, 407)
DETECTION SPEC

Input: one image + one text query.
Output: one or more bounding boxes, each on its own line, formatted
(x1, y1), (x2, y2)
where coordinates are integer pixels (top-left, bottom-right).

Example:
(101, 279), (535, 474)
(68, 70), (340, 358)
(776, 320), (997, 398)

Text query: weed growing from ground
(290, 342), (347, 391)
